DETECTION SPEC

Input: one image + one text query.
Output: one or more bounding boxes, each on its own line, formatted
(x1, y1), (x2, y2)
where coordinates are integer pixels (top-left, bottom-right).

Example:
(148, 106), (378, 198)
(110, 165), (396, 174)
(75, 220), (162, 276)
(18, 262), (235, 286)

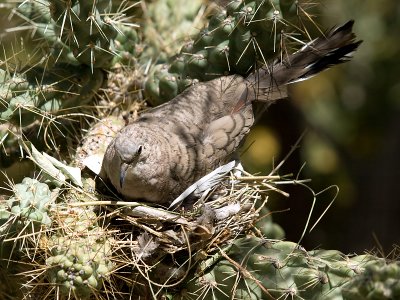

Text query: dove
(100, 20), (361, 205)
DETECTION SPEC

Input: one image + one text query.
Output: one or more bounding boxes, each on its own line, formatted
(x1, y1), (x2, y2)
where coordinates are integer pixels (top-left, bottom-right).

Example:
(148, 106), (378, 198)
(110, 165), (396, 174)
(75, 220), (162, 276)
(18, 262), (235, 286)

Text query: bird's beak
(120, 163), (128, 188)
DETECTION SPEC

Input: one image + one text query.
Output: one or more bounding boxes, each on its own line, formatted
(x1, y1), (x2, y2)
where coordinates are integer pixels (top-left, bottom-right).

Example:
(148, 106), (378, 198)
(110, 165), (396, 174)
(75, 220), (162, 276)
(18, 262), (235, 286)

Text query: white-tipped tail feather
(246, 20), (362, 102)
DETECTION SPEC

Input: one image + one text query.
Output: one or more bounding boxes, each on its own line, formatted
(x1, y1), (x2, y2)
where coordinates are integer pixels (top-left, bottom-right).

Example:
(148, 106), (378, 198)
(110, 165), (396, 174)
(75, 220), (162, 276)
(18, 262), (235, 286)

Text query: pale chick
(100, 21), (361, 205)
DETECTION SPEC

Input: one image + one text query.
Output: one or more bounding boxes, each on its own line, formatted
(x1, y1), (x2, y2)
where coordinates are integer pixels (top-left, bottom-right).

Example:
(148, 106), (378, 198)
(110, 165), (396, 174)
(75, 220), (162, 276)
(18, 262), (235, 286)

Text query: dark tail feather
(246, 20), (362, 102)
(291, 20), (363, 81)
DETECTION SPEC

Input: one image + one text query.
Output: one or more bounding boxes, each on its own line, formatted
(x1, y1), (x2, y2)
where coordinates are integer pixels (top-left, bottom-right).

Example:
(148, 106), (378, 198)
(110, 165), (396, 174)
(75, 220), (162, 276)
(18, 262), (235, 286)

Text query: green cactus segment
(44, 209), (114, 298)
(0, 65), (103, 127)
(137, 0), (204, 106)
(2, 177), (53, 229)
(14, 0), (131, 69)
(48, 0), (119, 69)
(112, 24), (141, 66)
(144, 0), (304, 105)
(140, 0), (204, 61)
(279, 0), (298, 18)
(46, 232), (114, 298)
(184, 236), (384, 300)
(14, 0), (80, 67)
(342, 260), (400, 299)
(0, 178), (53, 265)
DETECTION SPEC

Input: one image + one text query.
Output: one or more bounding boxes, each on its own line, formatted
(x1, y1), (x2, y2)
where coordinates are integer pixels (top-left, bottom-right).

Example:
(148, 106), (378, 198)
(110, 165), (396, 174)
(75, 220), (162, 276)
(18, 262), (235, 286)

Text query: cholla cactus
(45, 209), (114, 298)
(144, 0), (318, 105)
(12, 0), (134, 70)
(0, 62), (104, 171)
(0, 65), (104, 126)
(47, 0), (119, 69)
(0, 177), (55, 299)
(0, 0), (136, 170)
(0, 1), (399, 300)
(0, 177), (54, 237)
(342, 260), (400, 299)
(182, 237), (386, 300)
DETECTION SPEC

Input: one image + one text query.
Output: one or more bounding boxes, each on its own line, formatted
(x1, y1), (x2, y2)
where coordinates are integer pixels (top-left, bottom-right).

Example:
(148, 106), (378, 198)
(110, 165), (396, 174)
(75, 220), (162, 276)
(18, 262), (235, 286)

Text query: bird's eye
(137, 145), (143, 155)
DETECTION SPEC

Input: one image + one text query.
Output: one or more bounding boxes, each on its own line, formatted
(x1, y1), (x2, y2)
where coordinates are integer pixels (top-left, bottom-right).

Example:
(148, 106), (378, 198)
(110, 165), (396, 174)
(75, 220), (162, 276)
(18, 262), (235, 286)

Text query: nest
(0, 111), (312, 299)
(63, 166), (303, 299)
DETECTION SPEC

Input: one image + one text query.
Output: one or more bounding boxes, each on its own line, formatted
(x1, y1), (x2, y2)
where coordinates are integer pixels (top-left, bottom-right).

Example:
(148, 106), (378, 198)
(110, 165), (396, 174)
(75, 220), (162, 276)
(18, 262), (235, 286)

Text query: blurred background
(242, 0), (400, 254)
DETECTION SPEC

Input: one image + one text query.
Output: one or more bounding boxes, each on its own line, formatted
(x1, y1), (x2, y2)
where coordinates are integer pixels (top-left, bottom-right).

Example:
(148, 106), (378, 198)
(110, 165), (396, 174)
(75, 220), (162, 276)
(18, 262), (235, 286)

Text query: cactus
(0, 177), (56, 298)
(47, 0), (119, 70)
(254, 208), (286, 240)
(140, 0), (205, 61)
(12, 0), (125, 70)
(11, 0), (142, 69)
(45, 212), (114, 298)
(0, 177), (53, 268)
(1, 0), (398, 299)
(0, 63), (104, 169)
(342, 260), (400, 299)
(112, 23), (141, 66)
(0, 65), (104, 127)
(0, 0), (131, 169)
(0, 176), (115, 299)
(0, 177), (54, 236)
(181, 236), (391, 300)
(144, 0), (316, 105)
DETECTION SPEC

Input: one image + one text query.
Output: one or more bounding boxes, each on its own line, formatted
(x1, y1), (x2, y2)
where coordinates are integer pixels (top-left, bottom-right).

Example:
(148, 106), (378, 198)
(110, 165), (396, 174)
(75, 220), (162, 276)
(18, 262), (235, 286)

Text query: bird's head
(100, 123), (173, 203)
(113, 127), (147, 189)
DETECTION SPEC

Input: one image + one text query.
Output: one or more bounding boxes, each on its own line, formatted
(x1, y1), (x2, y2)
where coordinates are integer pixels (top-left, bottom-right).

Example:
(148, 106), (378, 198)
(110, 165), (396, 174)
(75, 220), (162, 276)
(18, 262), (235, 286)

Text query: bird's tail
(246, 20), (362, 102)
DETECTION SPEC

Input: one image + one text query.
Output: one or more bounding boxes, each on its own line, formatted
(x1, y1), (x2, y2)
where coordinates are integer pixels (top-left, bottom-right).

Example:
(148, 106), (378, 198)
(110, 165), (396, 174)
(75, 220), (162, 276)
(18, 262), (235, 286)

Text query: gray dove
(100, 21), (361, 205)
